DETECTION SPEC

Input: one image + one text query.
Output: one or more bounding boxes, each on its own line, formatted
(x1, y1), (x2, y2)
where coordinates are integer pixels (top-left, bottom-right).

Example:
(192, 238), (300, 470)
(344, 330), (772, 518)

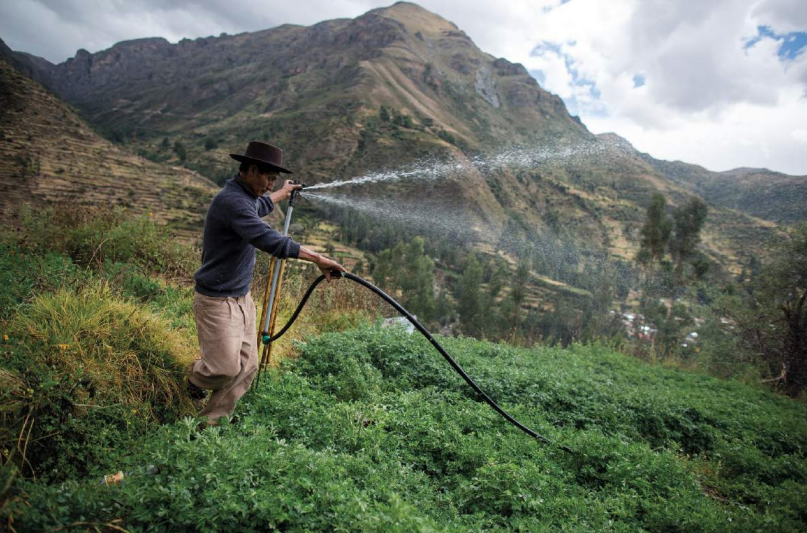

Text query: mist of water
(303, 192), (483, 244)
(304, 191), (630, 284)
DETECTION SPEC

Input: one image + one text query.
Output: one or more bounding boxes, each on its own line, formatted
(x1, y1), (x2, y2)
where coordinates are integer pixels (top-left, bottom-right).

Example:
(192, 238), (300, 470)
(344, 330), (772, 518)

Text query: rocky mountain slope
(0, 56), (217, 233)
(641, 156), (807, 224)
(0, 2), (788, 279)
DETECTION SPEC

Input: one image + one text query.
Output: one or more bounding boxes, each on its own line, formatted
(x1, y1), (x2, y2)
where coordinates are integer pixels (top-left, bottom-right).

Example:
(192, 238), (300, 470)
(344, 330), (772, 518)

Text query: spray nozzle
(288, 180), (307, 206)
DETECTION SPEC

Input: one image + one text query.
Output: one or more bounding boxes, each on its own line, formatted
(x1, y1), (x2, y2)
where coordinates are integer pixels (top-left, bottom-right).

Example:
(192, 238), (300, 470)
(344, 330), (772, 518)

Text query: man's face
(246, 165), (279, 197)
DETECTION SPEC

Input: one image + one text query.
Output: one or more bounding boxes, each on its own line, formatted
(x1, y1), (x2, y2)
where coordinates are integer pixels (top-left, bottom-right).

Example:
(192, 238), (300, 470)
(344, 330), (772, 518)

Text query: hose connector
(289, 180), (307, 207)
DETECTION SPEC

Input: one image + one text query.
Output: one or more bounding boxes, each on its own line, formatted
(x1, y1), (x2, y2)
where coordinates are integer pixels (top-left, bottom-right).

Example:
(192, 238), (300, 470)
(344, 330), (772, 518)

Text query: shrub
(0, 245), (85, 320)
(9, 204), (197, 278)
(0, 282), (197, 480)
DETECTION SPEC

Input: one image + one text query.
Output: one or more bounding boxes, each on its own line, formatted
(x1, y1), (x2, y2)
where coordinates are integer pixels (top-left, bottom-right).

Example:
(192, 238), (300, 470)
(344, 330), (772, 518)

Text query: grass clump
(0, 282), (196, 480)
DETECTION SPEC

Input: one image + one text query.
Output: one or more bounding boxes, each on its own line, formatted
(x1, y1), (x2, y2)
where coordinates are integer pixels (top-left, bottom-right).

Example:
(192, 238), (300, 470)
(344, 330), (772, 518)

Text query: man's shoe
(187, 378), (208, 401)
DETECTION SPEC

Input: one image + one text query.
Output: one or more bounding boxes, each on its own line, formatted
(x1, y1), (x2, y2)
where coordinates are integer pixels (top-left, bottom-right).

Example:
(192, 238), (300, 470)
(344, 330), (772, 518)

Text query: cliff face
(8, 3), (585, 147)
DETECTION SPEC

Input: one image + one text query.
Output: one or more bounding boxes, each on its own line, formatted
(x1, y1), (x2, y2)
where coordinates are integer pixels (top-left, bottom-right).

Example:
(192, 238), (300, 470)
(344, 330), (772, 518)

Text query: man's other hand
(297, 246), (346, 281)
(316, 255), (346, 282)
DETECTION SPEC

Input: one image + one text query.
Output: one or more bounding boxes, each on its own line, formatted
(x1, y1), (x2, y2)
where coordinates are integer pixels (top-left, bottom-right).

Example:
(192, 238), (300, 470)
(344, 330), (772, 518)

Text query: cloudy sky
(2, 0), (806, 175)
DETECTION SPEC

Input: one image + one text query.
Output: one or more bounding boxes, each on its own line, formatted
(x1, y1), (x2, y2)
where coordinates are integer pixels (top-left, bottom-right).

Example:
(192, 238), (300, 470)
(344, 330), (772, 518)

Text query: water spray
(305, 140), (610, 192)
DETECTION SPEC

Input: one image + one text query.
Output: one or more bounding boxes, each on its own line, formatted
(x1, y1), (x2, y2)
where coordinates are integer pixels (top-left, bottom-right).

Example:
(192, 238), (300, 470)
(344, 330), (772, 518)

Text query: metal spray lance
(255, 180), (305, 385)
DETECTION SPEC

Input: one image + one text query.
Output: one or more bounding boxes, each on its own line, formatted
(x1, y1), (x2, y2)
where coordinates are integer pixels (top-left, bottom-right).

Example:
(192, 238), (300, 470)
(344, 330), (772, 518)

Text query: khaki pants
(189, 291), (258, 424)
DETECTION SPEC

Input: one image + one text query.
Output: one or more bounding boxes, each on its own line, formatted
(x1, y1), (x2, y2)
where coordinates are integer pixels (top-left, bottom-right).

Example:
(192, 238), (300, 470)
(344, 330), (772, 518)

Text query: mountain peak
(110, 37), (170, 49)
(370, 1), (460, 34)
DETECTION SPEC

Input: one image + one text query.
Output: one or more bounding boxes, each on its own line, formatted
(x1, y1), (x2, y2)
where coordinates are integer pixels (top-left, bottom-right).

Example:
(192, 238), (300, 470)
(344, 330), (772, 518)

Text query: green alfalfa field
(1, 209), (806, 532)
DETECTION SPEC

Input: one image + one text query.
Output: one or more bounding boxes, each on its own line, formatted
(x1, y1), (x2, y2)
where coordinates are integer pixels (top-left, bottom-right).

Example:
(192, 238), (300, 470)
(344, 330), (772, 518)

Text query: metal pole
(260, 204), (294, 340)
(254, 183), (303, 388)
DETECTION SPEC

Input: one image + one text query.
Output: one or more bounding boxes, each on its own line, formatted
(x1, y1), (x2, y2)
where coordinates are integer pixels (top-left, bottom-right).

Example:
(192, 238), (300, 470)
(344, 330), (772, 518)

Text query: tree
(536, 298), (583, 347)
(734, 223), (807, 396)
(397, 238), (436, 320)
(499, 256), (531, 340)
(372, 237), (436, 321)
(204, 137), (218, 151)
(353, 259), (365, 277)
(636, 193), (672, 267)
(644, 300), (693, 358)
(454, 253), (486, 336)
(670, 197), (708, 282)
(173, 141), (187, 163)
(379, 105), (391, 122)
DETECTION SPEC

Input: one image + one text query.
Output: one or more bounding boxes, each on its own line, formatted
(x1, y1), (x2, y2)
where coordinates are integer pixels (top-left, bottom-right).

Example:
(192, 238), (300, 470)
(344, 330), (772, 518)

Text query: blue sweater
(194, 176), (301, 297)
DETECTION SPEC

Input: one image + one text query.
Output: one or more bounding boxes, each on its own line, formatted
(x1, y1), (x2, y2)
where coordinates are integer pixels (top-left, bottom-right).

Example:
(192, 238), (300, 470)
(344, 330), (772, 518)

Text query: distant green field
(7, 326), (806, 532)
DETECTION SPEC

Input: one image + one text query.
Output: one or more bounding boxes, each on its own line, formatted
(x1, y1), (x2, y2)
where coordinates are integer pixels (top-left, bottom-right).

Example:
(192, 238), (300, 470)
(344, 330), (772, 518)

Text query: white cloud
(1, 0), (805, 174)
(469, 0), (807, 174)
(753, 0), (807, 33)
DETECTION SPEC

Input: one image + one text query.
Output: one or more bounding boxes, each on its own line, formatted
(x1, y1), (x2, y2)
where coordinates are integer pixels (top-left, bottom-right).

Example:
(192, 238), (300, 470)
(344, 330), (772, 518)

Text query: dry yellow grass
(5, 281), (197, 418)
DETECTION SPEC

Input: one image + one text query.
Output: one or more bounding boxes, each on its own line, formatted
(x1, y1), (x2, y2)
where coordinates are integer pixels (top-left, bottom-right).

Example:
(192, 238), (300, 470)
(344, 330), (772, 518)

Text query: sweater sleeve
(257, 196), (274, 218)
(229, 199), (300, 259)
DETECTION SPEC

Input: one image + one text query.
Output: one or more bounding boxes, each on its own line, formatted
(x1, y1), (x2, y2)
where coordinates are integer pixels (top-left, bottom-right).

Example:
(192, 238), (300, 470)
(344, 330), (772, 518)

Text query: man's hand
(315, 255), (346, 282)
(279, 180), (302, 202)
(297, 246), (346, 282)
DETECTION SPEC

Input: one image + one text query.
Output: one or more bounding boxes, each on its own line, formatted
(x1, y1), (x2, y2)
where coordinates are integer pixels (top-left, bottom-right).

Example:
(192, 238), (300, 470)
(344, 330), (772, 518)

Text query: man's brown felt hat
(230, 141), (294, 174)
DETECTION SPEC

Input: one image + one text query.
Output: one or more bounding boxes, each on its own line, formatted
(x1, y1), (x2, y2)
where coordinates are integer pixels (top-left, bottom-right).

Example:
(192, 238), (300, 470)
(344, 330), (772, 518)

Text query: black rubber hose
(266, 274), (328, 343)
(269, 271), (573, 454)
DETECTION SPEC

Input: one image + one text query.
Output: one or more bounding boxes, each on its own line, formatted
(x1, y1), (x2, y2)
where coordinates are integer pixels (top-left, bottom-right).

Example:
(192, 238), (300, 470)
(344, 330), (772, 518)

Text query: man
(188, 141), (345, 426)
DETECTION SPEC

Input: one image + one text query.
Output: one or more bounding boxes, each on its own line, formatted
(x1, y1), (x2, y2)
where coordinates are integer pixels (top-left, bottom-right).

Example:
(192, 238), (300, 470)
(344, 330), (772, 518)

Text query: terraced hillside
(0, 57), (218, 233)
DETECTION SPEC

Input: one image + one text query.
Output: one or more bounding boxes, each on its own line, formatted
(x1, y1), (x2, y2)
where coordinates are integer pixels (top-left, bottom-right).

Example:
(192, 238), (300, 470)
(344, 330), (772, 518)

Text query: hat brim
(230, 154), (294, 174)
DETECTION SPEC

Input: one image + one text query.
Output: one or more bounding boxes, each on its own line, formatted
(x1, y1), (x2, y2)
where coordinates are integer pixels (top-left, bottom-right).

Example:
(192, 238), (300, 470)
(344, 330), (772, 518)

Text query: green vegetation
(630, 194), (806, 397)
(203, 137), (218, 151)
(173, 140), (187, 163)
(0, 207), (200, 482)
(372, 237), (436, 321)
(709, 222), (807, 396)
(1, 204), (806, 532)
(4, 328), (807, 531)
(670, 197), (709, 282)
(0, 205), (382, 485)
(637, 193), (673, 268)
(1, 282), (197, 480)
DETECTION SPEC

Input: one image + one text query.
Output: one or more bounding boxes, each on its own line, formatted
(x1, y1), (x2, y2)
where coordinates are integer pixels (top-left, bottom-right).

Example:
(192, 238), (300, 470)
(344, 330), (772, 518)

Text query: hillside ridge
(0, 56), (217, 233)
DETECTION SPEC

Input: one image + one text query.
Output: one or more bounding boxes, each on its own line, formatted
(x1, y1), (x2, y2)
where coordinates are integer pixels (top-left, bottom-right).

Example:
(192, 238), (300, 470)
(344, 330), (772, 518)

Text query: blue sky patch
(633, 74), (646, 88)
(745, 25), (807, 60)
(780, 32), (807, 60)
